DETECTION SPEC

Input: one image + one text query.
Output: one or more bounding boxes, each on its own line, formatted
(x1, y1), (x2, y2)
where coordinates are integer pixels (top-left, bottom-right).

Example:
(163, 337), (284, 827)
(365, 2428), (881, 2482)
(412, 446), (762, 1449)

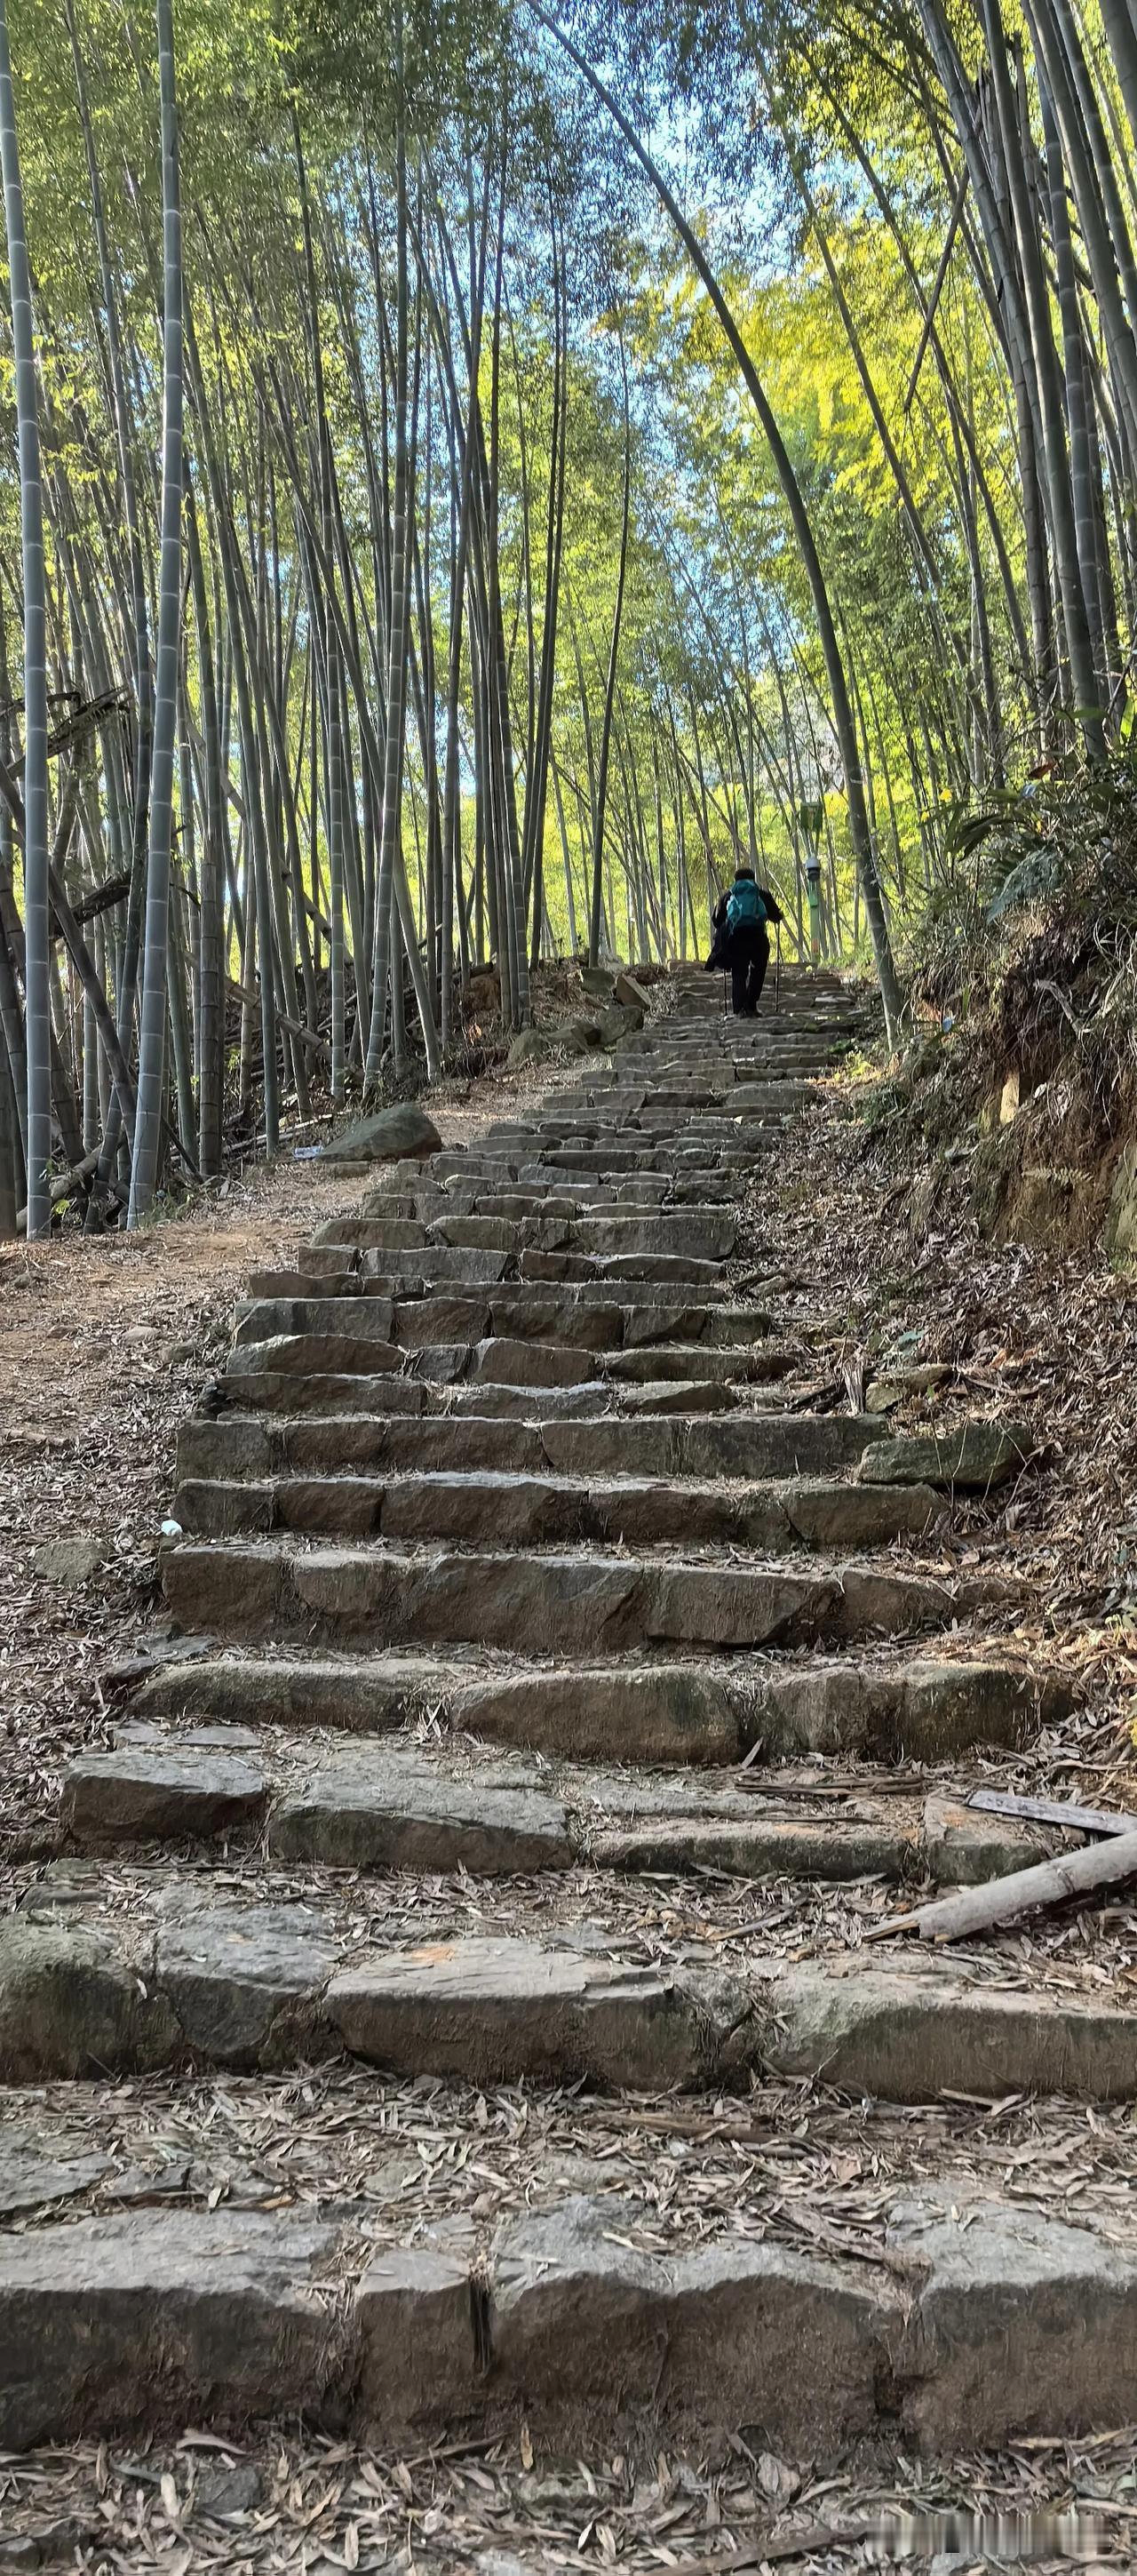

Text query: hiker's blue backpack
(726, 878), (766, 935)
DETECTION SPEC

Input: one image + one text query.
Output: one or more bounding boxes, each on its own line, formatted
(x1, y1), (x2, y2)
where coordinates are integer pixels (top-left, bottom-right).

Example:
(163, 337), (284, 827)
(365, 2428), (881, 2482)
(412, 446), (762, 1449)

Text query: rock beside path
(32, 1536), (107, 1590)
(614, 969), (651, 1010)
(858, 1420), (1033, 1489)
(506, 1027), (554, 1067)
(319, 1104), (441, 1164)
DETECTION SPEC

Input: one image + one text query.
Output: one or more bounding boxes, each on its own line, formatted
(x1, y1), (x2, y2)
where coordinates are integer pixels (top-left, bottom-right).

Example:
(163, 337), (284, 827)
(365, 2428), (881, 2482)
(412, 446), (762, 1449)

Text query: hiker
(707, 866), (784, 1017)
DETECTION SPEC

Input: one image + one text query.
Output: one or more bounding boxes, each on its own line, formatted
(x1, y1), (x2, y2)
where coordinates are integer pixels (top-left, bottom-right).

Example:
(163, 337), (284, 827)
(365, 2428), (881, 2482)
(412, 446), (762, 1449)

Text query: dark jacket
(706, 883), (783, 969)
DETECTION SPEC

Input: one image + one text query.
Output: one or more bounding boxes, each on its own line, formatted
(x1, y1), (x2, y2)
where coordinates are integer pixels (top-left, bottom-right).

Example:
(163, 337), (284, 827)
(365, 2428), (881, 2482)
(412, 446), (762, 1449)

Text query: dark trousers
(730, 930), (769, 1016)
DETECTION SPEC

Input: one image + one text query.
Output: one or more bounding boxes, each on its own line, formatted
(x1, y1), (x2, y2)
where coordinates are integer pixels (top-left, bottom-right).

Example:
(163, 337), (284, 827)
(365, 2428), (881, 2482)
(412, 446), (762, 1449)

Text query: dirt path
(0, 1062), (576, 1860)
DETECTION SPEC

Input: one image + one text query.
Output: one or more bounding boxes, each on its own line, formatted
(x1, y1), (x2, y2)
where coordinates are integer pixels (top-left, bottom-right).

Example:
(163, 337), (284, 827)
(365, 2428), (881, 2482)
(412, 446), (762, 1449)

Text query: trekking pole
(775, 921), (782, 1014)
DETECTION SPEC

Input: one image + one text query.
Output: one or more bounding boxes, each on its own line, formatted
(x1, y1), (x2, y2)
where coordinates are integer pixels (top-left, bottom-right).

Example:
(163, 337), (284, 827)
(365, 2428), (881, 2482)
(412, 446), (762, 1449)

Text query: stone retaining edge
(0, 2189), (1132, 2453)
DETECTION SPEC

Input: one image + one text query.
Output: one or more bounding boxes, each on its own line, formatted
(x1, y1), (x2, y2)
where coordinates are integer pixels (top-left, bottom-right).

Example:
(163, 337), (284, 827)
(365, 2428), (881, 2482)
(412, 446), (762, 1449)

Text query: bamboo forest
(3, 0), (1137, 1235)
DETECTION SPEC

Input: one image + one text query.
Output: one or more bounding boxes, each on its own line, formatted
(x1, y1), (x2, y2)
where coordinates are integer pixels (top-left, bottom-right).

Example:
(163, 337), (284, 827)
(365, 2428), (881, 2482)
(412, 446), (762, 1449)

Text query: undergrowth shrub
(888, 759), (1137, 1168)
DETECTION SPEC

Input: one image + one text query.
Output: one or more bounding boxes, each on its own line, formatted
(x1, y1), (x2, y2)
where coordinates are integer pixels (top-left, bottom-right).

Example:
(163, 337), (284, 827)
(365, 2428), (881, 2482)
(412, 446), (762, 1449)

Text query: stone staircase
(1, 963), (1132, 2464)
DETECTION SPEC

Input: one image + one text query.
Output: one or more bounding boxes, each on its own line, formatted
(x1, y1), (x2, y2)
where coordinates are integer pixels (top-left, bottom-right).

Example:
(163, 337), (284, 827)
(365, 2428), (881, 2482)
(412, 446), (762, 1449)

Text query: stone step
(228, 1341), (794, 1400)
(488, 1105), (796, 1136)
(130, 1646), (1065, 1765)
(424, 1147), (758, 1182)
(215, 1356), (775, 1413)
(667, 1115), (802, 1144)
(579, 1342), (795, 1381)
(232, 1292), (777, 1355)
(578, 1090), (810, 1117)
(417, 1149), (686, 1184)
(176, 1404), (891, 1486)
(595, 1041), (835, 1063)
(359, 1176), (677, 1214)
(250, 1250), (734, 1296)
(225, 1333), (796, 1394)
(585, 1076), (814, 1101)
(161, 1536), (987, 1651)
(249, 1251), (513, 1296)
(622, 1014), (856, 1034)
(4, 2181), (1133, 2452)
(618, 1081), (796, 1105)
(369, 1171), (746, 1209)
(578, 1105), (799, 1135)
(362, 1221), (745, 1272)
(173, 1465), (942, 1550)
(61, 1731), (1041, 1882)
(306, 1208), (739, 1260)
(616, 1048), (843, 1071)
(0, 1904), (1129, 2101)
(662, 1021), (861, 1037)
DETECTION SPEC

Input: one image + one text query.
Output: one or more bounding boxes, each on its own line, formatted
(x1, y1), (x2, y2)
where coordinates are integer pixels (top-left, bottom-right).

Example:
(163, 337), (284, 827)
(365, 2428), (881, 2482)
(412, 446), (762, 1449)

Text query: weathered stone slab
(132, 1651), (455, 1732)
(891, 2191), (1137, 2445)
(461, 1372), (610, 1414)
(605, 1344), (793, 1383)
(355, 2245), (477, 2432)
(228, 1335), (404, 1379)
(362, 1246), (512, 1287)
(0, 1920), (179, 2082)
(378, 1471), (591, 1547)
(537, 1413), (888, 1480)
(485, 1293), (622, 1350)
(311, 1216), (429, 1254)
(760, 1961), (1137, 2101)
(485, 2195), (896, 2442)
(326, 1938), (709, 2086)
(922, 1789), (1051, 1883)
(163, 1542), (962, 1655)
(244, 1267), (354, 1300)
(778, 1476), (942, 1549)
(178, 1415), (278, 1479)
(154, 1902), (339, 2069)
(572, 1215), (736, 1261)
(470, 1336), (598, 1389)
(0, 2212), (344, 2446)
(161, 1535), (281, 1634)
(457, 1665), (741, 1764)
(219, 1368), (428, 1414)
(858, 1421), (1034, 1490)
(743, 1656), (1066, 1760)
(234, 1299), (397, 1348)
(592, 1812), (918, 1881)
(61, 1751), (267, 1847)
(614, 1376), (736, 1415)
(591, 1251), (725, 1285)
(269, 1754), (573, 1873)
(0, 2127), (111, 2218)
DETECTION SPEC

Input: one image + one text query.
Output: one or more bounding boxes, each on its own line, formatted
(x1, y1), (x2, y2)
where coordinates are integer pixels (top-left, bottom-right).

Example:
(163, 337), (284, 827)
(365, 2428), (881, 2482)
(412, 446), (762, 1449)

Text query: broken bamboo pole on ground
(868, 1828), (1137, 1943)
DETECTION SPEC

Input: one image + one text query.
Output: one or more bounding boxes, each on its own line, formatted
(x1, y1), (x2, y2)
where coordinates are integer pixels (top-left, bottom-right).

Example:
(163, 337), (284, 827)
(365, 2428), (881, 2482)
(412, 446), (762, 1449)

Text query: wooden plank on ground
(968, 1788), (1137, 1838)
